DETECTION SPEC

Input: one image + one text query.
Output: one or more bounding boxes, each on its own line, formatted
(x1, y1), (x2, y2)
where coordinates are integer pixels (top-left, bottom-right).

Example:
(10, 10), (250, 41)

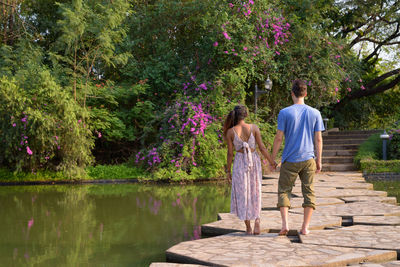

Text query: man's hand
(316, 159), (322, 173)
(226, 172), (232, 183)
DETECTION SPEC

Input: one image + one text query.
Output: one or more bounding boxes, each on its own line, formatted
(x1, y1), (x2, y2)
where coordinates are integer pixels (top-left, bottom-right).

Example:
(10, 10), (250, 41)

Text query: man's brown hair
(292, 79), (307, 97)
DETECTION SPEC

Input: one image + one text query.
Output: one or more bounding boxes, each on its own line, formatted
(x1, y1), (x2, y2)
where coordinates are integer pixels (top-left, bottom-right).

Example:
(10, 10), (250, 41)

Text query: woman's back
(231, 123), (256, 151)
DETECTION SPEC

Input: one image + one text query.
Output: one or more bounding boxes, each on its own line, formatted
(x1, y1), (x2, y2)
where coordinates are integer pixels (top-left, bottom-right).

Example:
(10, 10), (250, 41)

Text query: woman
(223, 105), (277, 235)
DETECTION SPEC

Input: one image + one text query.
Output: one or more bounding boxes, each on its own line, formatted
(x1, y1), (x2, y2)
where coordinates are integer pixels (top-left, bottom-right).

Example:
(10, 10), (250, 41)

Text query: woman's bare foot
(253, 218), (260, 235)
(300, 228), (310, 235)
(245, 220), (252, 235)
(278, 228), (289, 236)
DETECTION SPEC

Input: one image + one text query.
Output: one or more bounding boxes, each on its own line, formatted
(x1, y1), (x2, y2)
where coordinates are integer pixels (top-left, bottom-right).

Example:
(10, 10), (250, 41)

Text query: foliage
(355, 133), (400, 173)
(360, 159), (400, 174)
(86, 164), (147, 180)
(370, 181), (400, 204)
(388, 131), (400, 160)
(354, 134), (381, 168)
(0, 43), (94, 176)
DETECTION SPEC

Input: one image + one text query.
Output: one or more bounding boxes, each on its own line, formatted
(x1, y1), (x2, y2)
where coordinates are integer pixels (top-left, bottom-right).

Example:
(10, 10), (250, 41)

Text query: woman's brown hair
(223, 105), (248, 140)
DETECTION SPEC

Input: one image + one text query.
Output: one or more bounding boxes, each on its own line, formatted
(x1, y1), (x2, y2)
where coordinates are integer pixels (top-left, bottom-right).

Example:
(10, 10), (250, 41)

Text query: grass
(0, 164), (148, 183)
(370, 180), (400, 204)
(355, 133), (400, 173)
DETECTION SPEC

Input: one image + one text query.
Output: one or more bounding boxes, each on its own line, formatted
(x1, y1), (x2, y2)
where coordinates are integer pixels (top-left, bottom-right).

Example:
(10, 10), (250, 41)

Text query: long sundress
(230, 125), (262, 220)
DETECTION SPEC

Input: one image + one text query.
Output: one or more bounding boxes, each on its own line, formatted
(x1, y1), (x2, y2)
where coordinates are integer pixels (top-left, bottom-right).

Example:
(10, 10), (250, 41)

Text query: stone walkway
(152, 172), (400, 266)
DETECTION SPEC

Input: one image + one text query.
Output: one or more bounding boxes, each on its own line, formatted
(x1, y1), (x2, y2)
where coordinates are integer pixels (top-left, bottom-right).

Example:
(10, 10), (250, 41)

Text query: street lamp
(254, 76), (273, 114)
(380, 130), (390, 160)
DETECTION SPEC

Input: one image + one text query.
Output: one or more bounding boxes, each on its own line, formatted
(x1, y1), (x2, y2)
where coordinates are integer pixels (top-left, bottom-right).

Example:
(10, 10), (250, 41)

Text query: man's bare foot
(300, 229), (310, 235)
(278, 228), (289, 236)
(253, 218), (260, 235)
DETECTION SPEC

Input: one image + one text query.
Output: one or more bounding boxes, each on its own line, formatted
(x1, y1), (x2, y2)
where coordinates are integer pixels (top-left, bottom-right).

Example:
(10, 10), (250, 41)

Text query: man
(272, 79), (324, 235)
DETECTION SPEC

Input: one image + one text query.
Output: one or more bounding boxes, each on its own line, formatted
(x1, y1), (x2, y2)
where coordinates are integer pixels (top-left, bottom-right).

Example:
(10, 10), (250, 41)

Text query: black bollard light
(254, 76), (272, 114)
(380, 130), (390, 160)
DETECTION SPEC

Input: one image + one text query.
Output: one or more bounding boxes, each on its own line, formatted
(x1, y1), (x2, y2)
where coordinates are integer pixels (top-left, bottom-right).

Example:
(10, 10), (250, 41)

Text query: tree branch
(366, 68), (400, 88)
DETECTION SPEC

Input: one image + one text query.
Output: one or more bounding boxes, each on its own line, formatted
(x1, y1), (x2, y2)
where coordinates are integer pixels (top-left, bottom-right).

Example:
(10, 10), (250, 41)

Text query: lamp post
(380, 130), (390, 160)
(323, 118), (329, 131)
(254, 76), (273, 114)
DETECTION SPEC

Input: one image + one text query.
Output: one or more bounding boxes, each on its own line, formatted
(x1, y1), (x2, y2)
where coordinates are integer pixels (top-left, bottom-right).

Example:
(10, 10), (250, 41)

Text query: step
(324, 139), (366, 145)
(323, 134), (371, 140)
(324, 144), (360, 150)
(323, 157), (354, 164)
(326, 130), (381, 136)
(322, 150), (358, 157)
(323, 163), (357, 172)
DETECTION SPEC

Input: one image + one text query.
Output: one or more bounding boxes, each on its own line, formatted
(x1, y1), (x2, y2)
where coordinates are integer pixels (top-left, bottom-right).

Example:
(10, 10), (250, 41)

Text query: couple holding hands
(223, 79), (324, 236)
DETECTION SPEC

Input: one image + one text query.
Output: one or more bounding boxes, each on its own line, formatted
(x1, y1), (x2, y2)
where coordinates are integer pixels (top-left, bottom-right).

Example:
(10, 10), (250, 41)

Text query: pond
(0, 183), (231, 266)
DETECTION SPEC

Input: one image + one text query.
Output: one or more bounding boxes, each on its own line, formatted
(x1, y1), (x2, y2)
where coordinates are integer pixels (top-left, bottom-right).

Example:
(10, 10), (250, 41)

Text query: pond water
(0, 183), (231, 266)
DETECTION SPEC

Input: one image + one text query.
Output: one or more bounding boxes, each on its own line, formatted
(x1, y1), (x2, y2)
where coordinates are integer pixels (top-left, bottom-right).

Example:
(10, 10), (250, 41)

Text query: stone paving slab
(340, 196), (398, 204)
(261, 195), (344, 210)
(290, 201), (400, 217)
(202, 211), (342, 236)
(353, 215), (400, 226)
(314, 182), (373, 190)
(351, 262), (400, 267)
(150, 264), (204, 267)
(300, 225), (400, 254)
(166, 233), (397, 266)
(315, 189), (387, 198)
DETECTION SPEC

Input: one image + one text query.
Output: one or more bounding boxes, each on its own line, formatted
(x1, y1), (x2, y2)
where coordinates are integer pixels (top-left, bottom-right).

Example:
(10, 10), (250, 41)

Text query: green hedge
(355, 133), (400, 174)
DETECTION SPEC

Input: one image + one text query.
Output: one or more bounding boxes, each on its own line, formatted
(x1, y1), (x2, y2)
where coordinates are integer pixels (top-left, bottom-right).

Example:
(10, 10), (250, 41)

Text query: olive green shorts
(277, 158), (316, 209)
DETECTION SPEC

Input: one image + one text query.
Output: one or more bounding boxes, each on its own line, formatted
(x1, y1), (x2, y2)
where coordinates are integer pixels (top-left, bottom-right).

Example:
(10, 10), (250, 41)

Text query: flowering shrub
(0, 71), (94, 176)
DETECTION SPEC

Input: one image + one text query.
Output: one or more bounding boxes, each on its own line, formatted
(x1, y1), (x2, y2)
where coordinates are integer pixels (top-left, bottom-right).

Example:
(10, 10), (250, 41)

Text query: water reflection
(0, 183), (230, 266)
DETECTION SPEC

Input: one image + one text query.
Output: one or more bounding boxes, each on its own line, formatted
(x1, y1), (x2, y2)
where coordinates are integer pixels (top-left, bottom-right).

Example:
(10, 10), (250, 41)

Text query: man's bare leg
(279, 207), (289, 235)
(244, 220), (252, 235)
(300, 207), (313, 235)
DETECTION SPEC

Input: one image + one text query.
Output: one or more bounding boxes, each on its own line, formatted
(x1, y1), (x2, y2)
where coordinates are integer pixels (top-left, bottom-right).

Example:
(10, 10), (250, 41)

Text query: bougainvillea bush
(0, 69), (94, 177)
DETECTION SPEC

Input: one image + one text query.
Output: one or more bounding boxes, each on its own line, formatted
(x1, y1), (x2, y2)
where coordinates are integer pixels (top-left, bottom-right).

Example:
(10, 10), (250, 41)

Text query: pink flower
(224, 51), (228, 54)
(335, 87), (339, 92)
(28, 218), (34, 230)
(243, 46), (248, 51)
(228, 3), (234, 8)
(12, 123), (16, 127)
(190, 128), (195, 132)
(359, 79), (363, 82)
(78, 119), (82, 123)
(222, 32), (231, 40)
(213, 41), (218, 47)
(275, 51), (280, 55)
(361, 85), (366, 90)
(98, 132), (102, 138)
(347, 88), (351, 92)
(26, 146), (33, 155)
(337, 99), (340, 103)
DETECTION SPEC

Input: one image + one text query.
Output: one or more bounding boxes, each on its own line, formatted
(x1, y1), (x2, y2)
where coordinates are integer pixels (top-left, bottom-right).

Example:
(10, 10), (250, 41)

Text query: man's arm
(272, 130), (284, 161)
(314, 131), (323, 173)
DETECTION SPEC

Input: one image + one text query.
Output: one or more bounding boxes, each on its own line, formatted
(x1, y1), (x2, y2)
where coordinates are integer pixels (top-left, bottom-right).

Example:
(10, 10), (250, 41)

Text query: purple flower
(222, 32), (231, 40)
(213, 42), (218, 47)
(12, 123), (16, 127)
(199, 83), (207, 90)
(21, 118), (27, 123)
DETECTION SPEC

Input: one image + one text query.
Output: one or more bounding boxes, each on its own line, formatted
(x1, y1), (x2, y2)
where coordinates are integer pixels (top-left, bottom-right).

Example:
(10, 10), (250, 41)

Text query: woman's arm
(226, 129), (234, 182)
(254, 125), (277, 167)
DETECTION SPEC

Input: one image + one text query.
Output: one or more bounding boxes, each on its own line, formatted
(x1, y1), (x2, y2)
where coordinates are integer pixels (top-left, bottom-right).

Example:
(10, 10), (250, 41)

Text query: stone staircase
(322, 130), (381, 172)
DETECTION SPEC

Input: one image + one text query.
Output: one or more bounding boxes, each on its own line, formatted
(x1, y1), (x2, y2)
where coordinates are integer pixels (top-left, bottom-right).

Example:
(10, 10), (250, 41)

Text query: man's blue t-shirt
(278, 104), (325, 163)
